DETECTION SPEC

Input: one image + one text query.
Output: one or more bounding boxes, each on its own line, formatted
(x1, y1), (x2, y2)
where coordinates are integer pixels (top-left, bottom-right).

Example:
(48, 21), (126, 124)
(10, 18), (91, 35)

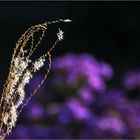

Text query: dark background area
(0, 1), (140, 93)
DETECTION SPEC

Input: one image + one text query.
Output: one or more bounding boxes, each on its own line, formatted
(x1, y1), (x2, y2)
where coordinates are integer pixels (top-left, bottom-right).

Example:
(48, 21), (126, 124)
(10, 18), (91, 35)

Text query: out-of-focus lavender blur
(7, 53), (140, 139)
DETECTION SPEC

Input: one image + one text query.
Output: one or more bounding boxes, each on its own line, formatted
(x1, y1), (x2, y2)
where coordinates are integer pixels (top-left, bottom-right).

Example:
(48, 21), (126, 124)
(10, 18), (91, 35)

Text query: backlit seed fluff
(0, 19), (71, 140)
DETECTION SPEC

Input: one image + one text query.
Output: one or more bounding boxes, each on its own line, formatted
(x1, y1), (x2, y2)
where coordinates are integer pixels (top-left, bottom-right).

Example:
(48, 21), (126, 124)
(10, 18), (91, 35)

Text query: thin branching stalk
(0, 19), (71, 140)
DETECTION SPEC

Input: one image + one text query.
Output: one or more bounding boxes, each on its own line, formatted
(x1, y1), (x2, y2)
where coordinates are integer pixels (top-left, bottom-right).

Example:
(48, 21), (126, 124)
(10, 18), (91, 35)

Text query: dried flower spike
(0, 19), (71, 140)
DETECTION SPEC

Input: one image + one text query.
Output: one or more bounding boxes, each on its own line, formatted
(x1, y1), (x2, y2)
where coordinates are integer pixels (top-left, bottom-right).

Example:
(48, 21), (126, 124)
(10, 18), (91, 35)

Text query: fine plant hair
(0, 19), (71, 140)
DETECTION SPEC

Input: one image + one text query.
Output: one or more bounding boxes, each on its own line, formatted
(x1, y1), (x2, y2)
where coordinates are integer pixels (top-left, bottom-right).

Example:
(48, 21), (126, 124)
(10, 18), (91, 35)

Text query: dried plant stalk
(0, 19), (71, 139)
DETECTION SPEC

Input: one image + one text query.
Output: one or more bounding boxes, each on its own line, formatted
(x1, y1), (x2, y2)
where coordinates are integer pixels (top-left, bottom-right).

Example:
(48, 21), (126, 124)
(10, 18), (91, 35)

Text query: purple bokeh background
(7, 53), (140, 139)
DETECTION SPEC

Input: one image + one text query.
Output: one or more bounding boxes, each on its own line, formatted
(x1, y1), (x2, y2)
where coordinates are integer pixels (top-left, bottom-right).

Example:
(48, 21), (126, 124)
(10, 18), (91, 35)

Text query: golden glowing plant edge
(0, 19), (71, 140)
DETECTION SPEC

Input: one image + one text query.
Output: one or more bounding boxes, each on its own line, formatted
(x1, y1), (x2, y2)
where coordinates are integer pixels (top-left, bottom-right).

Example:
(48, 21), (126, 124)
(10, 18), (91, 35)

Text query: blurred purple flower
(124, 102), (140, 129)
(122, 70), (140, 90)
(88, 75), (106, 92)
(66, 98), (91, 120)
(98, 116), (126, 135)
(78, 87), (94, 105)
(58, 106), (72, 124)
(99, 62), (113, 80)
(52, 53), (113, 93)
(94, 88), (125, 110)
(9, 53), (140, 139)
(26, 101), (45, 120)
(53, 53), (77, 70)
